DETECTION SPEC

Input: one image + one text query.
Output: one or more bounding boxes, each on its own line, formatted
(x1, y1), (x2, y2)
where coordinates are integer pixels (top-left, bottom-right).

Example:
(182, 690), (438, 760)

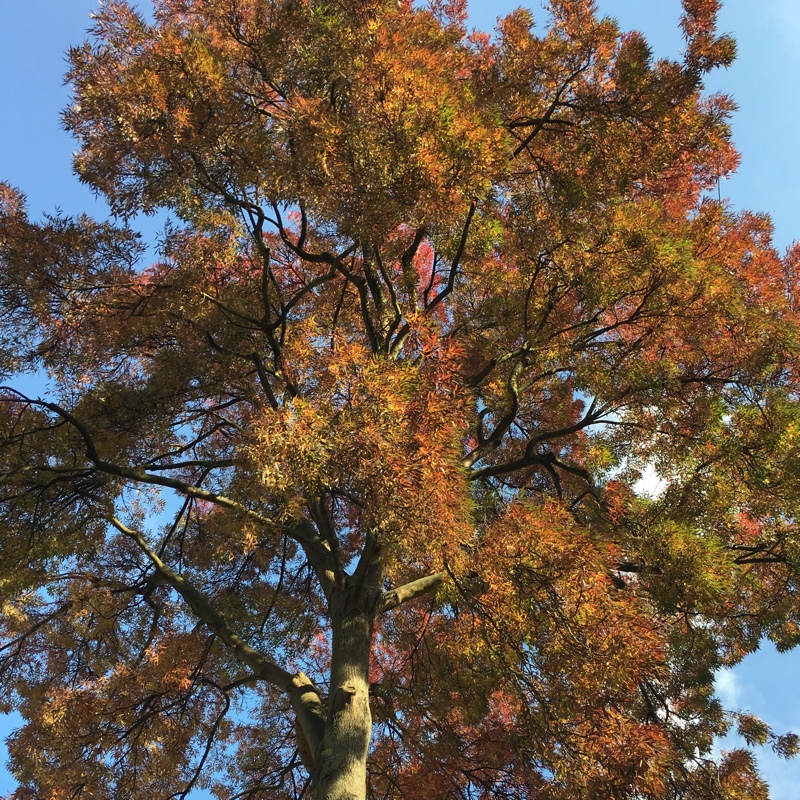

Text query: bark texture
(311, 608), (375, 800)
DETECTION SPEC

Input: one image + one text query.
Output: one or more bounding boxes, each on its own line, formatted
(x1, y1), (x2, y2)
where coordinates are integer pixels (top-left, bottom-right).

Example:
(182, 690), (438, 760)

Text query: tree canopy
(1, 0), (800, 798)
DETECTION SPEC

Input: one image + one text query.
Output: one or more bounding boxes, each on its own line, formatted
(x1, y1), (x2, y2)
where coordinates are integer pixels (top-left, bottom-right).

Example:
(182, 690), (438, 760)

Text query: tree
(1, 0), (799, 797)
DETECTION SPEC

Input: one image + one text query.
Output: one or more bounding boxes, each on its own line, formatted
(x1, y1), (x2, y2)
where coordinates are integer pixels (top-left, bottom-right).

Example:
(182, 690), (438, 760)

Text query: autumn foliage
(1, 0), (799, 798)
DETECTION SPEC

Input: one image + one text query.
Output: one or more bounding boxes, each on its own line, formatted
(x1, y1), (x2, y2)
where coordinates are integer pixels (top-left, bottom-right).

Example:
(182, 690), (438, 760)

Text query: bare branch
(425, 199), (477, 314)
(509, 64), (590, 158)
(462, 361), (523, 468)
(469, 450), (593, 485)
(380, 572), (447, 614)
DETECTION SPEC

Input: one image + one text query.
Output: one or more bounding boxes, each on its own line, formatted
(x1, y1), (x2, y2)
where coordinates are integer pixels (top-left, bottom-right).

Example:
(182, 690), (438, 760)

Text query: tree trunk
(311, 606), (374, 800)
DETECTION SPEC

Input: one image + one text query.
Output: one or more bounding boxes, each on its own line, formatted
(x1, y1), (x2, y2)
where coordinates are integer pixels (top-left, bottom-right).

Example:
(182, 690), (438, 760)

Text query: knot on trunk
(333, 683), (359, 713)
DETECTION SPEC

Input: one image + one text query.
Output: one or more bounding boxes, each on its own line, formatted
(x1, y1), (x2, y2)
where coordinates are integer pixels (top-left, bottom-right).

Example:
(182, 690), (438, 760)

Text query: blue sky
(0, 1), (799, 797)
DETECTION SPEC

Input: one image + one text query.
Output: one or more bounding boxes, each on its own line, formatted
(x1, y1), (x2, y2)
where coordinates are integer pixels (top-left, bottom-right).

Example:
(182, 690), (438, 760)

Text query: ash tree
(2, 0), (800, 798)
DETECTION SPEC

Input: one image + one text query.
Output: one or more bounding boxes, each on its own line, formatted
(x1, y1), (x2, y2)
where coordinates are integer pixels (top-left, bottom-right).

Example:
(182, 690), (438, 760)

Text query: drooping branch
(111, 517), (327, 755)
(175, 688), (232, 800)
(112, 517), (294, 688)
(13, 392), (339, 599)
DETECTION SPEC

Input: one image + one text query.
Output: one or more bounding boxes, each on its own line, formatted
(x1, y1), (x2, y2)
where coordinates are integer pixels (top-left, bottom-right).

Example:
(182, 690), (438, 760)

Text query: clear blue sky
(0, 1), (798, 797)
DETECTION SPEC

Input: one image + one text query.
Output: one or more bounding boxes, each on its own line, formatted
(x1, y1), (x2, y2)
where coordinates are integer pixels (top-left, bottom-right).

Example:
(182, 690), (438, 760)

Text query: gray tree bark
(310, 606), (375, 800)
